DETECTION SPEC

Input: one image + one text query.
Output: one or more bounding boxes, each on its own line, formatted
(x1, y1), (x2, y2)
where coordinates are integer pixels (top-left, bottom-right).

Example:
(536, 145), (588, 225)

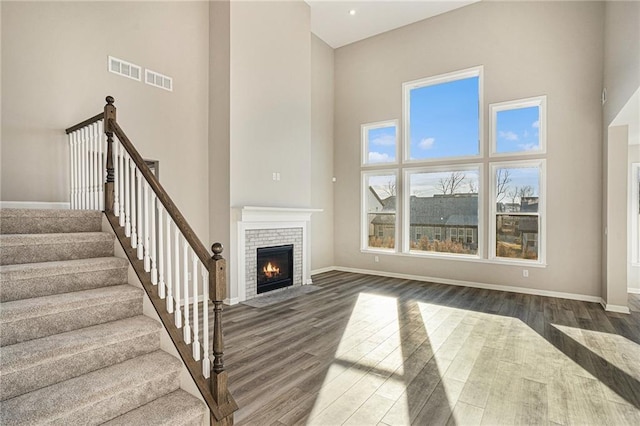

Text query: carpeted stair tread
(0, 257), (129, 302)
(103, 389), (207, 426)
(0, 232), (114, 265)
(0, 208), (102, 234)
(0, 350), (182, 426)
(0, 285), (143, 346)
(0, 316), (162, 401)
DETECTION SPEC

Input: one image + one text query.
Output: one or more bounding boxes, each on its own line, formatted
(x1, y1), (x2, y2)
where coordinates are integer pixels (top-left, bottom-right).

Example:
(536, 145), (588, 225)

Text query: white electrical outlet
(523, 269), (529, 278)
(374, 256), (379, 262)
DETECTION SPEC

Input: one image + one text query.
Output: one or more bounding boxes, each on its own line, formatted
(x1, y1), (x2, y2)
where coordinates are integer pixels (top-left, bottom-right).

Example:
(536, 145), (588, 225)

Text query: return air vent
(108, 56), (141, 81)
(145, 69), (173, 92)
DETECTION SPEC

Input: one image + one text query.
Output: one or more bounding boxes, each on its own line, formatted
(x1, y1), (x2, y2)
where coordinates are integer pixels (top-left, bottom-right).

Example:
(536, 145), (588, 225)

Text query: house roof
(371, 193), (478, 226)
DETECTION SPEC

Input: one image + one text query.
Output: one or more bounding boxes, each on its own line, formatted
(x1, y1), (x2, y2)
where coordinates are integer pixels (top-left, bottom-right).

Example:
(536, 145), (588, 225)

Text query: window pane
(495, 167), (539, 213)
(366, 125), (396, 164)
(496, 105), (540, 153)
(408, 169), (479, 255)
(496, 215), (539, 260)
(408, 76), (479, 160)
(366, 174), (396, 250)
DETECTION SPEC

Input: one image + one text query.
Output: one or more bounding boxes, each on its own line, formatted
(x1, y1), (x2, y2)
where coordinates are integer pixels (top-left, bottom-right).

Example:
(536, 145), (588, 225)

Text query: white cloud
(499, 131), (518, 141)
(370, 134), (396, 146)
(419, 137), (435, 150)
(368, 151), (392, 163)
(523, 130), (529, 138)
(532, 120), (540, 128)
(518, 143), (539, 151)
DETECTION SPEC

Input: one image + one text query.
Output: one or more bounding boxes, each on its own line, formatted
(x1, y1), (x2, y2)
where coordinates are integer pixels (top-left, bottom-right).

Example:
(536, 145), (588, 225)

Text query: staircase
(0, 208), (208, 425)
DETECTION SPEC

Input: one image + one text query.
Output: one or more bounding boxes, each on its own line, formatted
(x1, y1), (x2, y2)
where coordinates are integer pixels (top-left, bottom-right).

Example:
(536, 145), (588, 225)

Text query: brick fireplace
(230, 207), (321, 304)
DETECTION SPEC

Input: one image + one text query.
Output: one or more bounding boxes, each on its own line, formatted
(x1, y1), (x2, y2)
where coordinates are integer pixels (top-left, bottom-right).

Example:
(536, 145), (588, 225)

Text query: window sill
(360, 248), (547, 268)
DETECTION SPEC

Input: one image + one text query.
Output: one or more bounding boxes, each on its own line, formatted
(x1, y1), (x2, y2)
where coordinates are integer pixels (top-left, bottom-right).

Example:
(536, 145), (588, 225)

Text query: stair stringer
(101, 214), (210, 426)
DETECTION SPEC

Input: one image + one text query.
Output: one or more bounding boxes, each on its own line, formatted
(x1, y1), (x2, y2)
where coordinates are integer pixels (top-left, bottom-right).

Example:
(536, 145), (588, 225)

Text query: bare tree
(496, 169), (511, 202)
(508, 186), (520, 207)
(436, 172), (466, 195)
(518, 185), (534, 199)
(378, 179), (397, 198)
(467, 180), (477, 194)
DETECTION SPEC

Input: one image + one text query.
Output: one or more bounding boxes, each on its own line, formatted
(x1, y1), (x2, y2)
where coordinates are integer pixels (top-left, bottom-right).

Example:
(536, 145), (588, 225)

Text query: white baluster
(80, 127), (87, 209)
(143, 181), (150, 271)
(183, 239), (191, 344)
(174, 228), (182, 328)
(118, 139), (125, 225)
(124, 152), (132, 237)
(88, 125), (95, 210)
(136, 168), (144, 259)
(166, 215), (173, 312)
(157, 204), (165, 298)
(69, 132), (76, 209)
(92, 123), (99, 209)
(150, 193), (158, 285)
(113, 125), (119, 216)
(130, 159), (137, 248)
(202, 266), (210, 378)
(192, 254), (200, 361)
(98, 121), (105, 211)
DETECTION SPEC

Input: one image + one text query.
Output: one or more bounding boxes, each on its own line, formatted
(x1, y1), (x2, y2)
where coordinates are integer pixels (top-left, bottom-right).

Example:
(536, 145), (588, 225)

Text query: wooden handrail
(68, 97), (236, 424)
(65, 112), (103, 135)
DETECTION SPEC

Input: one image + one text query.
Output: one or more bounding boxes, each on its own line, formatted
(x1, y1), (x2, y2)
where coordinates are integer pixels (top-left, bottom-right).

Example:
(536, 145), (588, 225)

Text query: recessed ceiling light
(349, 9), (356, 16)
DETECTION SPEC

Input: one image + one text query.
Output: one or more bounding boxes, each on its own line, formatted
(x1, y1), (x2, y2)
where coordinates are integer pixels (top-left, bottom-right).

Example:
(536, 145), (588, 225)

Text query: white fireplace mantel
(229, 206), (322, 305)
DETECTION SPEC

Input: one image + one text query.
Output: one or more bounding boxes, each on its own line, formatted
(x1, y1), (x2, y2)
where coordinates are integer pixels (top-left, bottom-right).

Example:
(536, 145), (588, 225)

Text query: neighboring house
(370, 193), (479, 250)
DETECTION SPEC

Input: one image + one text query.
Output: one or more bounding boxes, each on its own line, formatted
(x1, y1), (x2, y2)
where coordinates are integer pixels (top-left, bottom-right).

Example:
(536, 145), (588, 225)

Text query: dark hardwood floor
(222, 271), (640, 425)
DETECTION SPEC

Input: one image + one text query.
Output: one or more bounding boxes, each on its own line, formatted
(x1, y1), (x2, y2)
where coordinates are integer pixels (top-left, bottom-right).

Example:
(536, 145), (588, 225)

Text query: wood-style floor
(223, 271), (640, 425)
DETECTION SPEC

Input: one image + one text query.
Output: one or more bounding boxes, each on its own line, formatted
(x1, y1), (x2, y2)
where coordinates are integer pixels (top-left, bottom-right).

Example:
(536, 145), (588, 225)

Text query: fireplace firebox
(256, 244), (294, 294)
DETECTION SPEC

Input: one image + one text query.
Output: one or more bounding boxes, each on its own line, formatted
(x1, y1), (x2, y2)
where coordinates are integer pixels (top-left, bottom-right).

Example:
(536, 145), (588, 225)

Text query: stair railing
(65, 96), (237, 425)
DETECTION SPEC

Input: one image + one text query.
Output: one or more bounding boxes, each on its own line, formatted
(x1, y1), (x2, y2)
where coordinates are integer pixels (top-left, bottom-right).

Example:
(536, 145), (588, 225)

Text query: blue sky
(367, 126), (396, 163)
(496, 106), (540, 153)
(409, 76), (479, 159)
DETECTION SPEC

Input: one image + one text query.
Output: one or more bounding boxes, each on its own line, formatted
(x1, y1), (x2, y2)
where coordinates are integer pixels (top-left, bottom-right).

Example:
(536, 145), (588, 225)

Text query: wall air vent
(145, 69), (173, 92)
(108, 56), (141, 81)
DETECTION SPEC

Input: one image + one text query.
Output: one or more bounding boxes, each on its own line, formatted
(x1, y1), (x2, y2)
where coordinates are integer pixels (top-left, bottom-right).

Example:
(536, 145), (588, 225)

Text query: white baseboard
(628, 287), (640, 295)
(0, 201), (70, 209)
(600, 298), (631, 314)
(318, 265), (602, 304)
(311, 266), (337, 276)
(224, 297), (239, 306)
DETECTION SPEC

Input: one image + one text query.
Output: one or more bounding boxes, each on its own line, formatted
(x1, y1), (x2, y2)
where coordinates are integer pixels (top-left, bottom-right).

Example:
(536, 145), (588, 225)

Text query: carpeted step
(0, 350), (182, 426)
(0, 257), (129, 302)
(103, 389), (207, 426)
(0, 285), (143, 346)
(0, 316), (162, 401)
(0, 208), (102, 234)
(0, 232), (114, 265)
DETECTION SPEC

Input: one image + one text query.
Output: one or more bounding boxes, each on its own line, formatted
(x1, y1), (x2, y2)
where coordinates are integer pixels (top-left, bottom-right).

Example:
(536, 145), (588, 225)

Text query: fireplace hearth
(256, 244), (294, 294)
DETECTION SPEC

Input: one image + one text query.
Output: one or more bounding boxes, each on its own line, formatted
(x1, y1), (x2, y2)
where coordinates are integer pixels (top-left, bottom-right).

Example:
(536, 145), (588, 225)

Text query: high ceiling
(306, 0), (480, 48)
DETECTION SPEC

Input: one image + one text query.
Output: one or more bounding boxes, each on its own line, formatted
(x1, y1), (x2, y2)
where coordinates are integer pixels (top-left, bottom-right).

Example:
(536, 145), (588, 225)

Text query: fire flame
(263, 262), (280, 278)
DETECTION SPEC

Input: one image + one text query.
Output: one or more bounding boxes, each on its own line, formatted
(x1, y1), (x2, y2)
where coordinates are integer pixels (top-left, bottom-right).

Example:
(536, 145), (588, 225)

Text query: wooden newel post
(209, 242), (229, 408)
(103, 96), (117, 213)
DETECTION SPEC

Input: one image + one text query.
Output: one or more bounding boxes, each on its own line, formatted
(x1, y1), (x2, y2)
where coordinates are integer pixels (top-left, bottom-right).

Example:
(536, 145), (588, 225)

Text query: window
(403, 67), (482, 162)
(404, 167), (480, 256)
(362, 121), (398, 165)
(362, 172), (397, 251)
(490, 96), (546, 156)
(491, 161), (545, 263)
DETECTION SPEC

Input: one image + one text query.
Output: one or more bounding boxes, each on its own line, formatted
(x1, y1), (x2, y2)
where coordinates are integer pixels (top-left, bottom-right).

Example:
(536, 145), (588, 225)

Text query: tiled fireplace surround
(231, 207), (320, 304)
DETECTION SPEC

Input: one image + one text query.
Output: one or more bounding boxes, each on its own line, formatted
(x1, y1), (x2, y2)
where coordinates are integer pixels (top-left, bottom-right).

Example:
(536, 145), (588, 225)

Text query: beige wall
(333, 1), (605, 297)
(629, 144), (640, 292)
(603, 0), (640, 306)
(0, 1), (211, 239)
(310, 34), (335, 271)
(229, 0), (311, 208)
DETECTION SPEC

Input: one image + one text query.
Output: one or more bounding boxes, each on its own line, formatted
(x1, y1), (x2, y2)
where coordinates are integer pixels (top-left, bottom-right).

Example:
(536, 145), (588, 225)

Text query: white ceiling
(306, 0), (480, 49)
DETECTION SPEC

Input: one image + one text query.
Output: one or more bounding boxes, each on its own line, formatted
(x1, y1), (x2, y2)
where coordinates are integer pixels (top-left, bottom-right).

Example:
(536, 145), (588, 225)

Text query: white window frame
(361, 120), (399, 167)
(631, 163), (640, 266)
(361, 170), (400, 253)
(490, 96), (547, 157)
(489, 159), (546, 265)
(402, 66), (484, 164)
(402, 163), (483, 258)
